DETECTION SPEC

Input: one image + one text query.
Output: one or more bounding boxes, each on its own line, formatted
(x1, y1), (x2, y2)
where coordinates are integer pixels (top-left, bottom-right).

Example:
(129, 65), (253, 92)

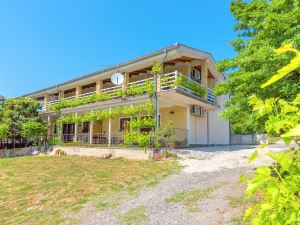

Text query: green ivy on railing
(174, 74), (207, 97)
(49, 93), (111, 113)
(57, 102), (154, 124)
(49, 80), (154, 112)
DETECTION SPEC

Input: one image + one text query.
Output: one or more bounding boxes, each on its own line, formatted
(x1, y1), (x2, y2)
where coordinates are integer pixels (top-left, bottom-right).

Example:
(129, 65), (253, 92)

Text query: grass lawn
(0, 156), (180, 225)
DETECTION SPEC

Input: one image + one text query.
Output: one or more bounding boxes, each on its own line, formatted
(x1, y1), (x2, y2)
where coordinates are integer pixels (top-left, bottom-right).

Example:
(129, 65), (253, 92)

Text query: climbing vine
(174, 74), (207, 97)
(57, 102), (154, 124)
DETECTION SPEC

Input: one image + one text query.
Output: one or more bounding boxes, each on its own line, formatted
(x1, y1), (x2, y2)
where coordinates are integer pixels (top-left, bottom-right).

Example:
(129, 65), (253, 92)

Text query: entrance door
(63, 123), (75, 142)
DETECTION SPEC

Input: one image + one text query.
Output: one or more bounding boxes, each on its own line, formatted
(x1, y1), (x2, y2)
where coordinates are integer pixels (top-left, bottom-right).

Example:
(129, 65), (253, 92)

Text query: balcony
(44, 71), (217, 111)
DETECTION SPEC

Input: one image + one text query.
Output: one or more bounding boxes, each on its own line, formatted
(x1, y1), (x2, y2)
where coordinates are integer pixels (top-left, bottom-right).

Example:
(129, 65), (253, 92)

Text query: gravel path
(69, 142), (293, 225)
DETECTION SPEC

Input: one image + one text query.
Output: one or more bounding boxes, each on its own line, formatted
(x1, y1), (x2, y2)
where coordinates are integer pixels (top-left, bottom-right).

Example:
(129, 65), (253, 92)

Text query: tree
(215, 0), (300, 134)
(243, 43), (300, 224)
(0, 98), (47, 148)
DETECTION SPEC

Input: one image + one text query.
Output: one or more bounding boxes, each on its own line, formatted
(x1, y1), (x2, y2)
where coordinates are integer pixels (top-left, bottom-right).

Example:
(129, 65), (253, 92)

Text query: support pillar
(74, 113), (78, 142)
(44, 95), (49, 112)
(187, 63), (191, 78)
(201, 61), (208, 86)
(122, 72), (129, 90)
(108, 107), (112, 147)
(96, 80), (103, 94)
(47, 115), (51, 138)
(201, 61), (209, 99)
(89, 120), (94, 145)
(75, 86), (81, 99)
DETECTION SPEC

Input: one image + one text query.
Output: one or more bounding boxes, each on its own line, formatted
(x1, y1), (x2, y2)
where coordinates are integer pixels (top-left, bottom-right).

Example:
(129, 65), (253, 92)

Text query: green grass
(165, 185), (219, 212)
(119, 205), (147, 225)
(0, 156), (180, 225)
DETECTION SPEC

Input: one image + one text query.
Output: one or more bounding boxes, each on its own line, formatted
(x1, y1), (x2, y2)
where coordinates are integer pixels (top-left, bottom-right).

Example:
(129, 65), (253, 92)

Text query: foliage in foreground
(244, 149), (300, 224)
(242, 43), (300, 224)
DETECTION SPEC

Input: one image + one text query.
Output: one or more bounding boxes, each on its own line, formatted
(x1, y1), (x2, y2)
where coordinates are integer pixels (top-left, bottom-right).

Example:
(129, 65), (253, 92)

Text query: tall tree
(215, 0), (300, 134)
(0, 98), (47, 148)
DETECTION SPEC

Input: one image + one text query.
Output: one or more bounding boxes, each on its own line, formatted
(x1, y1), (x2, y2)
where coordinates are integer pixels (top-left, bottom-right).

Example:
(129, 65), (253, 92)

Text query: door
(63, 123), (75, 142)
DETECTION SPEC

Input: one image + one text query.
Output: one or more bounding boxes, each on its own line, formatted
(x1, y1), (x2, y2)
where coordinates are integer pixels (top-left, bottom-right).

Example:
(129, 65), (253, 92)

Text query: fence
(230, 134), (267, 145)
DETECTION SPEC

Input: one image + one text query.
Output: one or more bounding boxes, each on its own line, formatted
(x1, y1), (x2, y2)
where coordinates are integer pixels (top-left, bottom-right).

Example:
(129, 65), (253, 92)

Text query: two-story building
(23, 43), (230, 148)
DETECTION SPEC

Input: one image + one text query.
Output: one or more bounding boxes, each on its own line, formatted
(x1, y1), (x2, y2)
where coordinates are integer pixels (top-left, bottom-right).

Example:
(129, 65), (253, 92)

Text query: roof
(22, 43), (223, 97)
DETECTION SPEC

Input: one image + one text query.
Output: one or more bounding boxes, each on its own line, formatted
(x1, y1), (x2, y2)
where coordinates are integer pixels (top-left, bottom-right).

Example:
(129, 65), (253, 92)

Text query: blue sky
(0, 0), (236, 98)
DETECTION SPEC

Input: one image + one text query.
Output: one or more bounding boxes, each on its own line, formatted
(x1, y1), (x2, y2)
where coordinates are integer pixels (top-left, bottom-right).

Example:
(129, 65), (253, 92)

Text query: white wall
(208, 94), (230, 145)
(190, 114), (208, 145)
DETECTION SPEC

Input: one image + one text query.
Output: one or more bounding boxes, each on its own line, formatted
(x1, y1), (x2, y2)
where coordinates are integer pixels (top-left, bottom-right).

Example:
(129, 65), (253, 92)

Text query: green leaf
(248, 150), (258, 163)
(281, 124), (300, 137)
(261, 44), (300, 88)
(239, 174), (247, 183)
(267, 151), (292, 172)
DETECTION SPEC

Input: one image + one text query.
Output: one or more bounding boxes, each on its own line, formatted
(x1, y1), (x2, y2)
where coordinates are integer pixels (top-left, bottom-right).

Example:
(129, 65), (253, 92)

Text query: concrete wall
(208, 94), (230, 145)
(51, 146), (151, 160)
(231, 134), (267, 145)
(0, 147), (31, 157)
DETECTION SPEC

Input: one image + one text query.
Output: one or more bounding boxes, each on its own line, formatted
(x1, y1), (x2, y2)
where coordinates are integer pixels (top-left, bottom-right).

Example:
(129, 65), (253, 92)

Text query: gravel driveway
(69, 142), (293, 225)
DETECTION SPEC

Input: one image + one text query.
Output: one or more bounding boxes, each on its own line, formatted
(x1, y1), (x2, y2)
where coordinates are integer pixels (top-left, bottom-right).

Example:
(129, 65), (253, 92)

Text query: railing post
(174, 70), (179, 89)
(75, 86), (81, 99)
(44, 95), (49, 112)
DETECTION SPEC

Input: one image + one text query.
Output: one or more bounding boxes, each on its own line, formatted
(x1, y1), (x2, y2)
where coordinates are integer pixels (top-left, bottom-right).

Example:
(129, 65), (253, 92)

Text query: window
(120, 118), (131, 132)
(82, 122), (90, 133)
(191, 69), (201, 82)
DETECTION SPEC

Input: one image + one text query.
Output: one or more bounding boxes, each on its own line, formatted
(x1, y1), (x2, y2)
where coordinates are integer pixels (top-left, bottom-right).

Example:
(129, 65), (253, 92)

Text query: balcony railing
(161, 71), (217, 104)
(43, 71), (217, 111)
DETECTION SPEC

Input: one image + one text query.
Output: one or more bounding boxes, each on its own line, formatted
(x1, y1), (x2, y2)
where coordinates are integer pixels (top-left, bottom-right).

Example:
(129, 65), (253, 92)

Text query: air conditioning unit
(191, 69), (201, 81)
(191, 105), (206, 116)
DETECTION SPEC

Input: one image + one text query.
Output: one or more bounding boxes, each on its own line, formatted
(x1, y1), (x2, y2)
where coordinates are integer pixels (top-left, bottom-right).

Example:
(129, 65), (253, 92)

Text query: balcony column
(44, 95), (49, 111)
(89, 120), (94, 145)
(122, 73), (129, 92)
(75, 86), (81, 99)
(108, 107), (112, 147)
(74, 113), (78, 142)
(201, 61), (208, 86)
(47, 115), (52, 138)
(187, 63), (191, 78)
(157, 64), (163, 92)
(201, 61), (209, 99)
(60, 90), (64, 99)
(96, 80), (103, 94)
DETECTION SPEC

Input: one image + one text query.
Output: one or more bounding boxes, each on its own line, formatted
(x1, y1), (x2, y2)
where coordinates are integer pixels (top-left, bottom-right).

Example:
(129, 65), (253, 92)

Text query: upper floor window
(191, 69), (201, 83)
